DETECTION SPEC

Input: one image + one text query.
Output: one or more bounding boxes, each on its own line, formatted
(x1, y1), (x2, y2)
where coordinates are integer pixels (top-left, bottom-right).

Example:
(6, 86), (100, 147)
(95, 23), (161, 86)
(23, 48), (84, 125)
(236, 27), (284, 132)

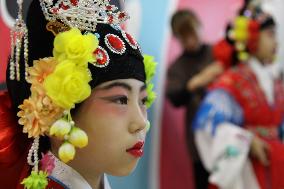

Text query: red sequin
(108, 15), (114, 24)
(106, 5), (113, 10)
(70, 0), (78, 6)
(118, 12), (126, 19)
(59, 2), (69, 10)
(50, 8), (59, 14)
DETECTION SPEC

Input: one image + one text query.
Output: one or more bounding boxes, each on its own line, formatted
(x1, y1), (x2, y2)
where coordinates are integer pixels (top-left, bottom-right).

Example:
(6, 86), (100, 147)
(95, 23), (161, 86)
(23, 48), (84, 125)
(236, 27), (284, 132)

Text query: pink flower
(40, 153), (55, 175)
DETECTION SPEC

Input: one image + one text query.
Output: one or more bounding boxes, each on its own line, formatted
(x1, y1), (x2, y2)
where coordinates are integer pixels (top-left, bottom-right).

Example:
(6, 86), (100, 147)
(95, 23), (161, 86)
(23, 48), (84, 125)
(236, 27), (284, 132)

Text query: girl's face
(71, 79), (148, 176)
(254, 26), (278, 64)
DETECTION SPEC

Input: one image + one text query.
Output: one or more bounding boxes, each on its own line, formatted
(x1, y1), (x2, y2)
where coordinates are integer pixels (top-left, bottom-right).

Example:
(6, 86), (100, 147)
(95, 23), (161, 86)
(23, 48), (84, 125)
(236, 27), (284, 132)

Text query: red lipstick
(126, 141), (144, 158)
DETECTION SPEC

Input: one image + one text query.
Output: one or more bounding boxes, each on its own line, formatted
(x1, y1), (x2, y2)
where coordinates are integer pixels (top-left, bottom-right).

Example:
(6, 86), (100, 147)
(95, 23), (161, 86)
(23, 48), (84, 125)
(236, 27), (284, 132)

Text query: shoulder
(167, 53), (188, 74)
(211, 65), (245, 89)
(208, 65), (251, 102)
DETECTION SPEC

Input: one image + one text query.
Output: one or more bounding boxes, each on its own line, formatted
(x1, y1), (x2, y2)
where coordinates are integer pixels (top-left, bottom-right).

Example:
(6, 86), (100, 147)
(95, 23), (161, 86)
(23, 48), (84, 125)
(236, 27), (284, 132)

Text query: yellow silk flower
(53, 28), (98, 66)
(43, 60), (92, 110)
(233, 16), (249, 42)
(235, 16), (249, 30)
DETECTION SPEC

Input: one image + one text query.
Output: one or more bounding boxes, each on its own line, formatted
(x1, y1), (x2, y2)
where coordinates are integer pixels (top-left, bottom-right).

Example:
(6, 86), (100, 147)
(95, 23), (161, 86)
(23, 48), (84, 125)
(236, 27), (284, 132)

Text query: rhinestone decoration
(10, 0), (29, 81)
(92, 46), (110, 67)
(104, 34), (126, 54)
(121, 30), (138, 50)
(39, 0), (130, 32)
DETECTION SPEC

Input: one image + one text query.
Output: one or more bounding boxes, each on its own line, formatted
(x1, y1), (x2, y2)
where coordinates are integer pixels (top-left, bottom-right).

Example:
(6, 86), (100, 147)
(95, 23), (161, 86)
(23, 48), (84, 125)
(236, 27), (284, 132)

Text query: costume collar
(49, 152), (111, 189)
(248, 58), (275, 105)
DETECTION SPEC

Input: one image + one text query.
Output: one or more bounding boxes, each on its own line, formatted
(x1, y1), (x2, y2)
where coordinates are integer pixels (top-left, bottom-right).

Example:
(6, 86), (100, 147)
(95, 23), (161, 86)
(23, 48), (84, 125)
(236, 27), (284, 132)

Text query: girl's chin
(108, 161), (139, 177)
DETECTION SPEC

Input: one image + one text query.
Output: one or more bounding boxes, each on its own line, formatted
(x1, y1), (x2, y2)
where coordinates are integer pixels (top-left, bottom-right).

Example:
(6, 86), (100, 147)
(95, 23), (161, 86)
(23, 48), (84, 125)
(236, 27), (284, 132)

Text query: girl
(0, 0), (156, 189)
(193, 1), (284, 189)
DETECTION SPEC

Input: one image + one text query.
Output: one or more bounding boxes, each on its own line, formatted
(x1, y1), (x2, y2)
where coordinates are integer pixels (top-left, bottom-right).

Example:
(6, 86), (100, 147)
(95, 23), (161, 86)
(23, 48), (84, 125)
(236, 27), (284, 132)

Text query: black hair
(171, 9), (200, 37)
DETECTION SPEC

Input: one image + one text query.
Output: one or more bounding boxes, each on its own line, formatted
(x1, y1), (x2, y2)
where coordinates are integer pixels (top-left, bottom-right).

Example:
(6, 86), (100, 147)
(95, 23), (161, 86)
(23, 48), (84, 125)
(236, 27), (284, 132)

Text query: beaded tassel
(27, 137), (40, 172)
(10, 0), (29, 81)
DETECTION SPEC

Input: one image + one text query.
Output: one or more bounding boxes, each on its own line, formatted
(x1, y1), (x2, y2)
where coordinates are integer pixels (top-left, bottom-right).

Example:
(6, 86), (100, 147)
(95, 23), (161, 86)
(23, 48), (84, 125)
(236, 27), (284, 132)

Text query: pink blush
(85, 88), (128, 116)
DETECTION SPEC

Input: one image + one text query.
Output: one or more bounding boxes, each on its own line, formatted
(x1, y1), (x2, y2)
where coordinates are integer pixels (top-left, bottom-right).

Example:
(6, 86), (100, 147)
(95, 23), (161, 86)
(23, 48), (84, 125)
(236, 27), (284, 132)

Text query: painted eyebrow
(100, 82), (147, 92)
(101, 82), (132, 91)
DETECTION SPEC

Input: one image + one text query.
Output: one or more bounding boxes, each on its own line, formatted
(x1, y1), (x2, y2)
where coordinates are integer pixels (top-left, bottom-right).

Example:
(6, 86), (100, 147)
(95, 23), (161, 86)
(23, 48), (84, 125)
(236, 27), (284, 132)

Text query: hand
(250, 135), (270, 166)
(186, 77), (201, 92)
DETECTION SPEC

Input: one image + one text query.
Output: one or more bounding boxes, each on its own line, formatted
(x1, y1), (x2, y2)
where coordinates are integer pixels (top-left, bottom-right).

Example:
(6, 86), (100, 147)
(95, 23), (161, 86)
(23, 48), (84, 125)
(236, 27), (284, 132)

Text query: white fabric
(104, 175), (111, 189)
(195, 123), (260, 189)
(248, 58), (276, 105)
(49, 152), (111, 189)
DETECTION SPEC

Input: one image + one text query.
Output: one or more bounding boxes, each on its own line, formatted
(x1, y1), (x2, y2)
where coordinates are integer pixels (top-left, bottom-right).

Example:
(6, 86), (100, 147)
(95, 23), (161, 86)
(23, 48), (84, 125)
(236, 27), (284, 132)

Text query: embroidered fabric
(193, 89), (244, 135)
(248, 58), (276, 105)
(49, 152), (111, 189)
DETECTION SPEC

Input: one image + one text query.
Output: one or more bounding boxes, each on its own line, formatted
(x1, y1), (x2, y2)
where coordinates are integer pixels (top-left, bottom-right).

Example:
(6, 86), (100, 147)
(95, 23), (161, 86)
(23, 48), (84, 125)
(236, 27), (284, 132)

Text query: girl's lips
(126, 141), (144, 158)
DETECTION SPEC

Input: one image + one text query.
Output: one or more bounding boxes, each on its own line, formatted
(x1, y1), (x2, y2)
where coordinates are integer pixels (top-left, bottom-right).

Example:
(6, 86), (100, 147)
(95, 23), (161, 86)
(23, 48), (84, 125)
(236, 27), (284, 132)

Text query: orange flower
(18, 57), (64, 138)
(27, 58), (58, 85)
(18, 94), (64, 138)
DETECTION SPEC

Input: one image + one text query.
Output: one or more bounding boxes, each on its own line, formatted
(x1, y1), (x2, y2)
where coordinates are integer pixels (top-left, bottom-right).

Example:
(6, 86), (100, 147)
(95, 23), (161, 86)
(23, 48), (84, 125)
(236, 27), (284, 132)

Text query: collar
(248, 58), (275, 105)
(49, 152), (111, 189)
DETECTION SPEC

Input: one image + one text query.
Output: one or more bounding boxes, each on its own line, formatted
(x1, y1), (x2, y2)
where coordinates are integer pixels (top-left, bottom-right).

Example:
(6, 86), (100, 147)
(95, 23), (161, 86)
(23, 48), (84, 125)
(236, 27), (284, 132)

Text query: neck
(254, 56), (272, 66)
(51, 142), (103, 189)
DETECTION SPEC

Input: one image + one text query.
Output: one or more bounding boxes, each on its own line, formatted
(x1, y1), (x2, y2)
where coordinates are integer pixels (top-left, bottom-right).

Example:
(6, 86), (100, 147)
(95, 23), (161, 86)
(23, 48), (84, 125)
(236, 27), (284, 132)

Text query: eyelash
(141, 97), (148, 106)
(110, 96), (148, 106)
(111, 96), (128, 105)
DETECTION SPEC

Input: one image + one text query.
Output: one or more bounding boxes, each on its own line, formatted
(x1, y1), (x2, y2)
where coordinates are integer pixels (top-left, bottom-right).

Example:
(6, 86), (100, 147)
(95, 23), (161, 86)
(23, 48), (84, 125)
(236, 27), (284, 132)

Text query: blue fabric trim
(279, 119), (284, 140)
(48, 175), (70, 189)
(193, 89), (243, 135)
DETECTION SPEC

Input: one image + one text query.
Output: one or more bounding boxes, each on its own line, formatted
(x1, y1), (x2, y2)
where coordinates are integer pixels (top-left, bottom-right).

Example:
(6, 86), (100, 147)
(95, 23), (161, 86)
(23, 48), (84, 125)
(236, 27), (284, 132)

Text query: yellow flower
(235, 16), (249, 30)
(68, 127), (88, 148)
(58, 142), (76, 163)
(238, 52), (250, 61)
(143, 55), (157, 108)
(234, 29), (248, 41)
(43, 60), (92, 109)
(50, 119), (72, 138)
(53, 28), (98, 66)
(233, 16), (249, 42)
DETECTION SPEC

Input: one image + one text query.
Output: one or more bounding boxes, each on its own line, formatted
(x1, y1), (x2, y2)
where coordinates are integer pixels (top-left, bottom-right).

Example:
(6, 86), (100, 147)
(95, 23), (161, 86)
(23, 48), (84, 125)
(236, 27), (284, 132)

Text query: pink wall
(160, 0), (242, 189)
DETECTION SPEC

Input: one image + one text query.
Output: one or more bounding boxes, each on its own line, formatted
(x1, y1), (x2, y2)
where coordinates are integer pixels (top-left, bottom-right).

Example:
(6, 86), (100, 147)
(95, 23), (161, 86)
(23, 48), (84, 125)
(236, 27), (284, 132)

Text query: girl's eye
(112, 96), (128, 105)
(141, 97), (148, 106)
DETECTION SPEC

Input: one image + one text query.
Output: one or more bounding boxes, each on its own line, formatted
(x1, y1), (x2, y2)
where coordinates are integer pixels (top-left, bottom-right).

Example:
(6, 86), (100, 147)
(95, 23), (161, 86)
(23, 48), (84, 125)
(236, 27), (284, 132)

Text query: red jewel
(118, 12), (126, 19)
(126, 33), (136, 46)
(70, 0), (78, 6)
(59, 2), (69, 10)
(122, 31), (138, 49)
(107, 35), (123, 50)
(105, 34), (126, 54)
(108, 15), (114, 24)
(106, 5), (113, 10)
(93, 46), (109, 67)
(50, 8), (59, 14)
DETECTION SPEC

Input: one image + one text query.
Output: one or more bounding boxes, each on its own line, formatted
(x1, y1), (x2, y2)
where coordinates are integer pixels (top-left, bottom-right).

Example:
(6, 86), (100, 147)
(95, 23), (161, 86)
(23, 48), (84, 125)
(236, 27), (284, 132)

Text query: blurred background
(1, 0), (284, 189)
